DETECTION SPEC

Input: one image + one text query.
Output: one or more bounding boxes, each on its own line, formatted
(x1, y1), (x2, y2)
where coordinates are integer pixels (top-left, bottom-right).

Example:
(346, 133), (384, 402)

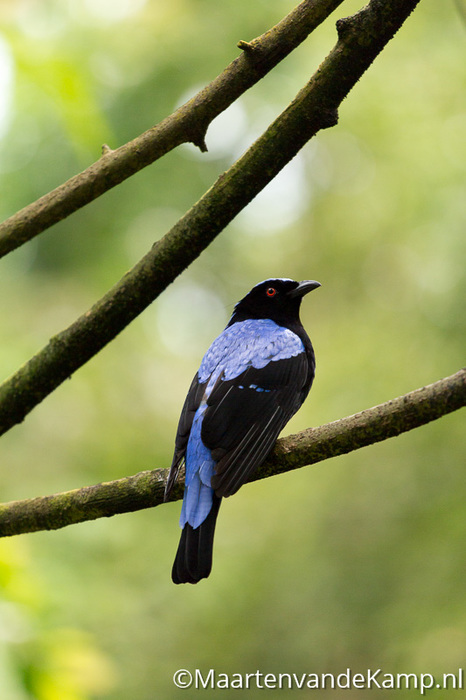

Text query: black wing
(201, 352), (312, 498)
(164, 374), (206, 501)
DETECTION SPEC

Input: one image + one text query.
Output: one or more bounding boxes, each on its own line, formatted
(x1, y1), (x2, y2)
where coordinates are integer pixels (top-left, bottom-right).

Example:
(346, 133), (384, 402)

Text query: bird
(164, 277), (320, 584)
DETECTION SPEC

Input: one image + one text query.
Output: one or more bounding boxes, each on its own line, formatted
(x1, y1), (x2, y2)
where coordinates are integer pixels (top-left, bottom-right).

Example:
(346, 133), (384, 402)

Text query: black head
(228, 278), (321, 329)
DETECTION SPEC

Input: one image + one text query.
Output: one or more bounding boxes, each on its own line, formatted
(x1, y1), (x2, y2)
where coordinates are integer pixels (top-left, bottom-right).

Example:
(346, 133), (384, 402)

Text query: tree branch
(0, 370), (463, 538)
(0, 0), (422, 439)
(0, 0), (345, 259)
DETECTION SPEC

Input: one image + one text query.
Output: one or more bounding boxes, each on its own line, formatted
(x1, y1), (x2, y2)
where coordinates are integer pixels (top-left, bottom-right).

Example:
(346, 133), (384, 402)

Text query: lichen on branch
(0, 0), (423, 440)
(0, 370), (463, 538)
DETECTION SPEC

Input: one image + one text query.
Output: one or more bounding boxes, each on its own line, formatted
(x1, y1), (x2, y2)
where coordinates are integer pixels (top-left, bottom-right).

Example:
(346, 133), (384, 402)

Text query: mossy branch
(0, 0), (345, 259)
(0, 0), (422, 439)
(0, 370), (463, 538)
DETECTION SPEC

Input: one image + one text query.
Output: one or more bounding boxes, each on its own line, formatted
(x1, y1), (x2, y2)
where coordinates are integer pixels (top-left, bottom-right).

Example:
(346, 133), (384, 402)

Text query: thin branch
(0, 0), (345, 259)
(0, 0), (422, 439)
(0, 370), (463, 538)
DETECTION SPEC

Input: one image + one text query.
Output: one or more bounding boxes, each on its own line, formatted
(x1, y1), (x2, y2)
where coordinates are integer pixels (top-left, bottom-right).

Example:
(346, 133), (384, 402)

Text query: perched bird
(164, 277), (320, 584)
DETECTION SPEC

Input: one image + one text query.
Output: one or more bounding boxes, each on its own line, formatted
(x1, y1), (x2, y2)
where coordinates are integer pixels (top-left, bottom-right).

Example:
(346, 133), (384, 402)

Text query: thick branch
(0, 370), (463, 538)
(0, 0), (344, 258)
(0, 0), (422, 438)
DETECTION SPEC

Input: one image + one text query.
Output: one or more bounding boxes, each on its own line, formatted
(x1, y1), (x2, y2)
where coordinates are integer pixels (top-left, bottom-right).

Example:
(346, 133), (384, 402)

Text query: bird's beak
(287, 280), (321, 298)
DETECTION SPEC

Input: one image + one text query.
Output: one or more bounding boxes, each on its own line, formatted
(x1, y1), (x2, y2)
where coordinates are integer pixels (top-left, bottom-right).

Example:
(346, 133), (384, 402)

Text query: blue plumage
(164, 278), (321, 584)
(181, 319), (305, 531)
(198, 318), (305, 383)
(180, 406), (214, 529)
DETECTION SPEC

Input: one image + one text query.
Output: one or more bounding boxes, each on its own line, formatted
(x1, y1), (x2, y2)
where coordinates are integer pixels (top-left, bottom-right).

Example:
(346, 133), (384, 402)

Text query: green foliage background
(0, 0), (464, 697)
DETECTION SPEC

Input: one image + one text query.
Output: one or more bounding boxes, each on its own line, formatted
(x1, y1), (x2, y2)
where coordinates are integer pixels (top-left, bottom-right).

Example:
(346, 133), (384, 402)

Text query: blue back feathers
(199, 318), (304, 384)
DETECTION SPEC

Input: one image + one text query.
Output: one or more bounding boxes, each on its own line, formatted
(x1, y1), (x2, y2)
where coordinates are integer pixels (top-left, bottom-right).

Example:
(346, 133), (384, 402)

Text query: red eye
(266, 287), (277, 297)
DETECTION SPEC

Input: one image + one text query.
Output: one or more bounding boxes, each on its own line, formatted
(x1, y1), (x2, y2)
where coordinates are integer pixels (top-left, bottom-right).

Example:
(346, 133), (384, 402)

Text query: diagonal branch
(0, 0), (422, 439)
(0, 370), (463, 538)
(0, 0), (345, 259)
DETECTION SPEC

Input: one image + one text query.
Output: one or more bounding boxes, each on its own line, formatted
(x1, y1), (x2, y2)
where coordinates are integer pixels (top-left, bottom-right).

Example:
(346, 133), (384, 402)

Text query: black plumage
(164, 278), (320, 583)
